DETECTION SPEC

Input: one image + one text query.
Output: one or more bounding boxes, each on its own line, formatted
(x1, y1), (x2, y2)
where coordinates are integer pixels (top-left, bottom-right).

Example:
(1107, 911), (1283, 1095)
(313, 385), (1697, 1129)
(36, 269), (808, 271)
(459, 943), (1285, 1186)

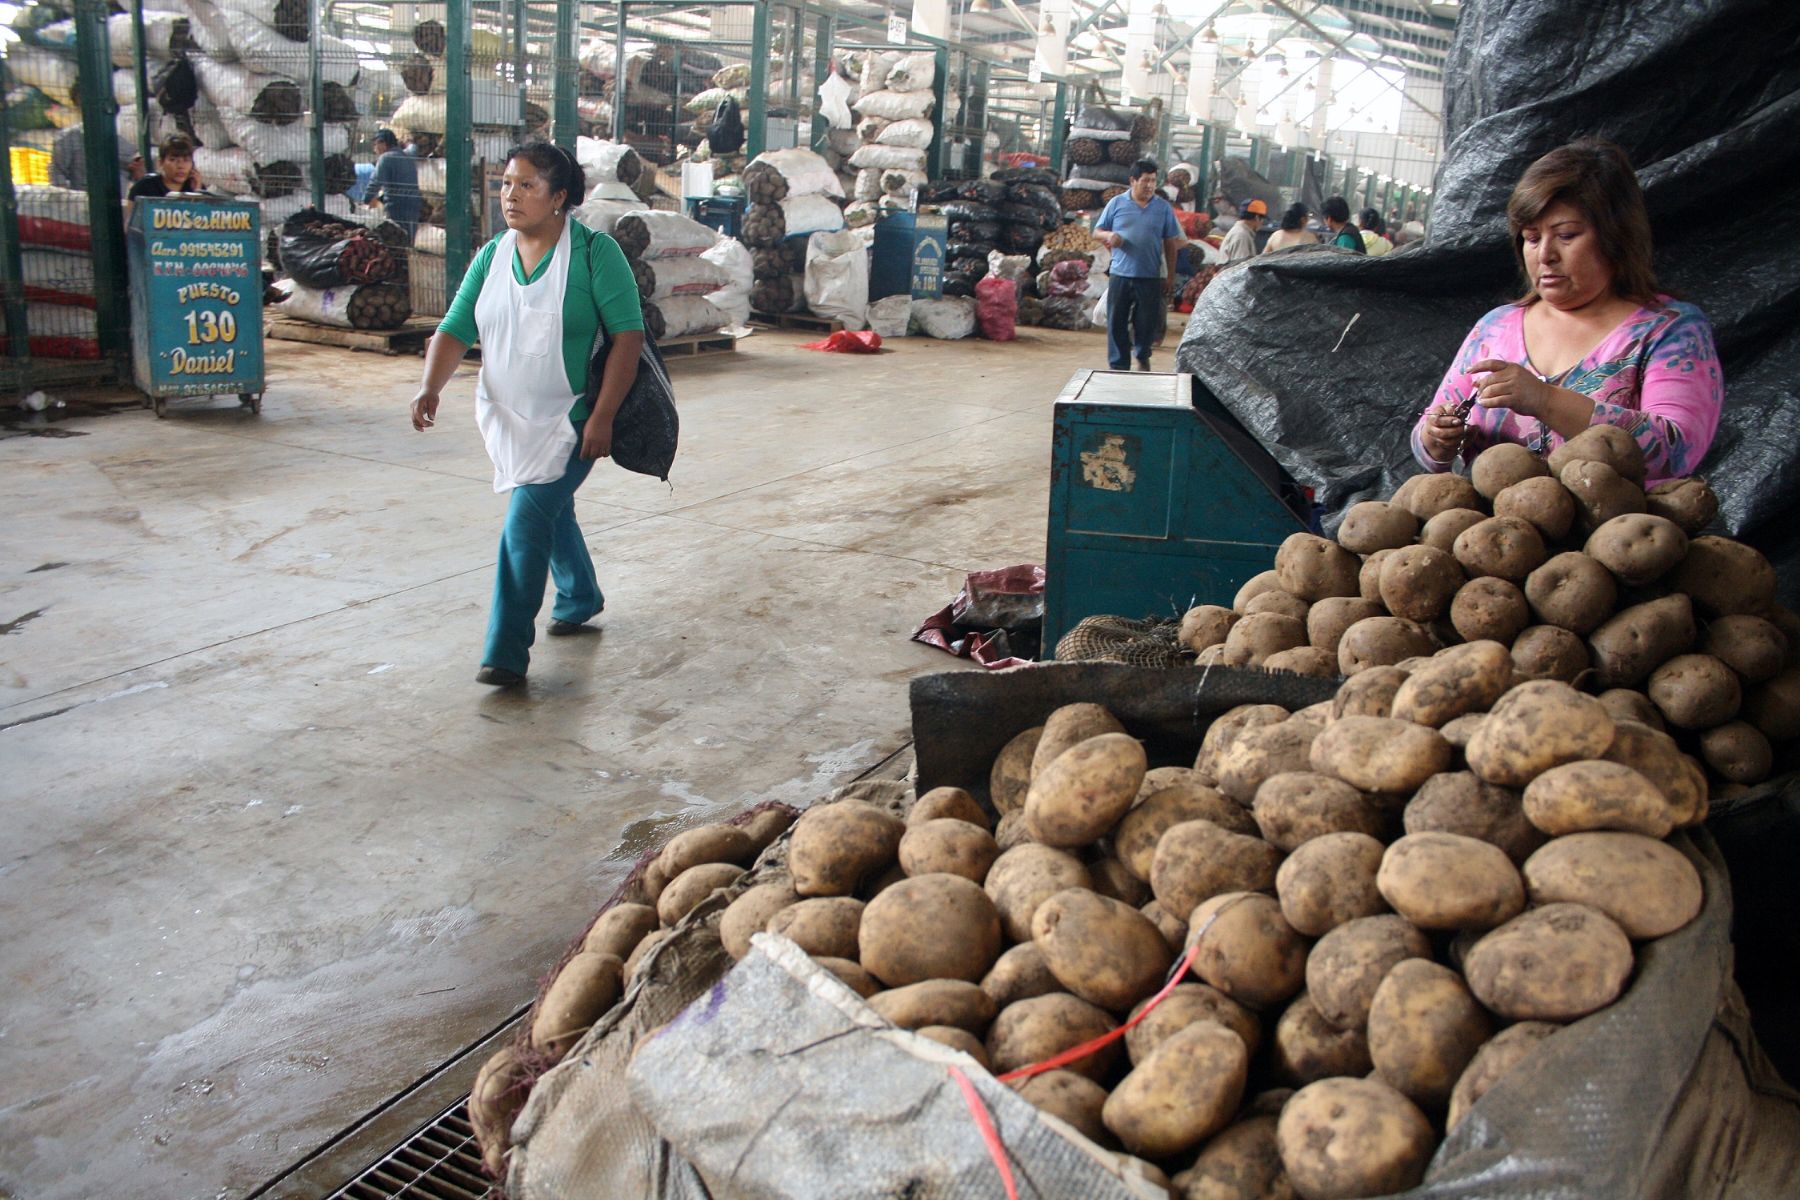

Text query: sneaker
(547, 619), (593, 636)
(475, 665), (525, 687)
(1136, 358), (1152, 372)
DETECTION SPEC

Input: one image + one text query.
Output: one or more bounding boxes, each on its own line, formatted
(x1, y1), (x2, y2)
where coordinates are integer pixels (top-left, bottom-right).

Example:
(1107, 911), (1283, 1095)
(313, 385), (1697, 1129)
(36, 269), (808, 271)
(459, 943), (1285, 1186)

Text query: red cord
(950, 1066), (1022, 1200)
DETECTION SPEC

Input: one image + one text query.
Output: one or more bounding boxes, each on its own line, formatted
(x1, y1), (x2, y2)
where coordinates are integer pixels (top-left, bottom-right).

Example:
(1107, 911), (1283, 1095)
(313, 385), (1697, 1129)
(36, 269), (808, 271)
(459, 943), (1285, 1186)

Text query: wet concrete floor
(0, 324), (1115, 1199)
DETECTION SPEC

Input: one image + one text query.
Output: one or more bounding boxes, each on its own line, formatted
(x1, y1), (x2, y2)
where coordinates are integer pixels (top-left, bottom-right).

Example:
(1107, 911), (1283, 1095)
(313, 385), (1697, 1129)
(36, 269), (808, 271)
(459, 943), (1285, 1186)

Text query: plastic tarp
(1173, 0), (1800, 605)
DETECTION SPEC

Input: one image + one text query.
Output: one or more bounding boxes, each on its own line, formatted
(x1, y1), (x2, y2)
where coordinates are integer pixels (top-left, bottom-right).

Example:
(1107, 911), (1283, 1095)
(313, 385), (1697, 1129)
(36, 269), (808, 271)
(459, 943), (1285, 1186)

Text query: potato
(1264, 646), (1342, 678)
(1338, 501), (1421, 554)
(867, 979), (997, 1034)
(1088, 855), (1151, 906)
(1404, 772), (1544, 864)
(1391, 640), (1512, 727)
(1310, 716), (1451, 793)
(789, 799), (904, 896)
(1587, 593), (1696, 688)
(1181, 1115), (1289, 1200)
(1032, 888), (1174, 1013)
(1465, 680), (1616, 785)
(985, 844), (1093, 942)
(1023, 732), (1146, 847)
(1701, 721), (1773, 784)
(860, 874), (1001, 986)
(1359, 548), (1398, 602)
(1187, 892), (1308, 1010)
(981, 942), (1062, 1009)
(1417, 506), (1489, 555)
(1493, 474), (1577, 542)
(1152, 820), (1284, 916)
(1396, 472), (1483, 520)
(1337, 616), (1435, 676)
(1246, 590), (1313, 621)
(1522, 759), (1674, 838)
(1142, 900), (1187, 953)
(1472, 442), (1551, 499)
(1523, 552), (1618, 635)
(1331, 665), (1408, 719)
(1196, 703), (1290, 782)
(658, 824), (758, 880)
(1273, 991), (1374, 1084)
(1012, 1070), (1110, 1144)
(814, 956), (880, 998)
(740, 806), (798, 854)
(1137, 765), (1206, 800)
(1585, 513), (1688, 588)
(987, 993), (1121, 1082)
(1440, 712), (1486, 754)
(990, 726), (1043, 814)
(470, 1045), (530, 1176)
(719, 883), (801, 960)
(1522, 831), (1702, 939)
(1561, 459), (1647, 535)
(1368, 958), (1494, 1107)
(635, 857), (671, 908)
(993, 811), (1032, 852)
(1378, 833), (1525, 931)
(657, 862), (744, 926)
(1454, 515), (1548, 582)
(1216, 720), (1323, 805)
(1277, 1077), (1434, 1200)
(1254, 773), (1386, 851)
(1601, 720), (1706, 826)
(1447, 1021), (1559, 1129)
(530, 951), (624, 1057)
(623, 928), (669, 981)
(1277, 832), (1388, 936)
(1104, 1021), (1248, 1157)
(1744, 667), (1800, 741)
(1276, 533), (1364, 602)
(1180, 604), (1241, 652)
(898, 818), (1000, 883)
(913, 1025), (992, 1067)
(1032, 703), (1127, 778)
(1448, 576), (1529, 645)
(1703, 616), (1785, 686)
(1225, 612), (1310, 667)
(1375, 546), (1462, 624)
(1235, 569), (1285, 611)
(767, 896), (865, 959)
(1126, 981), (1262, 1063)
(583, 902), (661, 960)
(1598, 688), (1663, 729)
(1303, 598), (1381, 656)
(1510, 624), (1589, 684)
(1116, 782), (1256, 880)
(1549, 422), (1646, 483)
(1645, 476), (1719, 535)
(1305, 914), (1432, 1031)
(1648, 653), (1742, 729)
(908, 786), (990, 829)
(1464, 902), (1634, 1020)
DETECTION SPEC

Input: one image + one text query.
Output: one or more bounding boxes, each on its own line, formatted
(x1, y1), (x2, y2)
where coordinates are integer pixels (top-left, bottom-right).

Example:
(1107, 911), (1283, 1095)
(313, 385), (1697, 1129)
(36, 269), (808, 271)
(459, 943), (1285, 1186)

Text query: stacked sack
(1031, 223), (1109, 329)
(1062, 98), (1159, 211)
(6, 186), (98, 359)
(741, 149), (846, 317)
(271, 208), (412, 330)
(916, 168), (1062, 300)
(610, 210), (730, 340)
(846, 50), (935, 225)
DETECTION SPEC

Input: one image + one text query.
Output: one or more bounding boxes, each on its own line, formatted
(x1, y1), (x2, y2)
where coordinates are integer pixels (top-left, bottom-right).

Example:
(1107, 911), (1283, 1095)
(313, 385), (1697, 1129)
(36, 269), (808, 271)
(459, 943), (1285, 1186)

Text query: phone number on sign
(150, 240), (252, 259)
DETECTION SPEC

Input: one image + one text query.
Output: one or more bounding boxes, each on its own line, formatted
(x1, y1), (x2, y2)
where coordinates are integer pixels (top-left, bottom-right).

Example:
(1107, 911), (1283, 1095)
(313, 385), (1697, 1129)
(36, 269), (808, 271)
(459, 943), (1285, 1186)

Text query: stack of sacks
(741, 149), (846, 316)
(272, 207), (413, 330)
(991, 165), (1063, 259)
(847, 50), (935, 222)
(1061, 99), (1157, 210)
(2, 33), (79, 153)
(919, 172), (1052, 297)
(610, 210), (730, 340)
(8, 185), (99, 359)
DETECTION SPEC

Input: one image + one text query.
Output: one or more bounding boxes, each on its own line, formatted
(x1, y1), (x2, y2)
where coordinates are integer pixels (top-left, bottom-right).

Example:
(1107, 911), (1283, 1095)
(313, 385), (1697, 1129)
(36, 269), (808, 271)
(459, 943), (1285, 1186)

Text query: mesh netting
(1055, 615), (1187, 668)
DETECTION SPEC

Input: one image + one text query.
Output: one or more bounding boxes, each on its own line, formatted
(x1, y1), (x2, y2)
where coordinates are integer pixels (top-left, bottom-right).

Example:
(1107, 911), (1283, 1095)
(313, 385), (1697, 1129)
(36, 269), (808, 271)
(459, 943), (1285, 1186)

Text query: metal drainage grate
(328, 1099), (494, 1200)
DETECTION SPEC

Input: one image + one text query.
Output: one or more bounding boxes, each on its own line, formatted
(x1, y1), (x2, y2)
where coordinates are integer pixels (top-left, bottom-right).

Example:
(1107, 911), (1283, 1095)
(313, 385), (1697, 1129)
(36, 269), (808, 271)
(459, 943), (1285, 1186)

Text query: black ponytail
(506, 141), (587, 213)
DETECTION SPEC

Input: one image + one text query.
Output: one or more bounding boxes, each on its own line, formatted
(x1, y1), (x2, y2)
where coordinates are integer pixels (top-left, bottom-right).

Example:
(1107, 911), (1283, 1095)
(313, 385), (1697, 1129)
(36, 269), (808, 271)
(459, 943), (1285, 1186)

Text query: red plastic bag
(975, 276), (1017, 342)
(911, 565), (1046, 669)
(801, 329), (883, 353)
(1046, 259), (1090, 298)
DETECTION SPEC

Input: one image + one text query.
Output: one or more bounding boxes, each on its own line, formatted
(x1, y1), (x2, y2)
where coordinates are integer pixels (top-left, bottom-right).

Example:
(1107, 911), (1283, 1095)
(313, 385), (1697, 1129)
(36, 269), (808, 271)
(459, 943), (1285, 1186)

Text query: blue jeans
(1107, 275), (1164, 370)
(482, 437), (602, 673)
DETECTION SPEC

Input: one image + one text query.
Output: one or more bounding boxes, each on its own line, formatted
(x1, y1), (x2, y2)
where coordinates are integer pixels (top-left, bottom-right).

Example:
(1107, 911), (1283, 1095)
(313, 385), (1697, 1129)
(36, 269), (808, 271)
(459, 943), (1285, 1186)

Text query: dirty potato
(1186, 892), (1308, 1010)
(1227, 612), (1311, 667)
(1104, 1021), (1248, 1157)
(1668, 535), (1777, 618)
(1548, 423), (1646, 483)
(1524, 551), (1618, 634)
(1277, 1078), (1434, 1200)
(1700, 721), (1773, 785)
(583, 902), (661, 960)
(1447, 1021), (1559, 1130)
(1012, 1070), (1110, 1144)
(658, 823), (758, 879)
(1216, 720), (1324, 805)
(1464, 903), (1634, 1021)
(980, 942), (1062, 1009)
(1403, 773), (1545, 864)
(987, 993), (1121, 1081)
(767, 896), (865, 959)
(1276, 532), (1364, 601)
(1272, 991), (1374, 1084)
(899, 818), (1000, 882)
(1703, 615), (1789, 685)
(1585, 513), (1688, 587)
(1379, 545), (1466, 623)
(1115, 781), (1255, 880)
(1454, 515), (1549, 582)
(1235, 569), (1285, 612)
(1451, 576), (1532, 644)
(1195, 703), (1291, 783)
(788, 799), (905, 896)
(1254, 773), (1387, 851)
(1493, 474), (1577, 542)
(1472, 442), (1551, 499)
(1181, 1116), (1289, 1200)
(1024, 732), (1147, 847)
(1522, 831), (1702, 938)
(1522, 760), (1674, 837)
(1152, 820), (1285, 917)
(1332, 664), (1409, 719)
(990, 725), (1044, 814)
(1560, 459), (1646, 535)
(1337, 616), (1436, 676)
(1377, 833), (1525, 931)
(1510, 624), (1589, 684)
(1276, 831), (1388, 937)
(1645, 476), (1719, 535)
(908, 786), (990, 829)
(985, 843), (1093, 942)
(1310, 716), (1452, 793)
(1126, 982), (1262, 1063)
(860, 874), (1001, 985)
(657, 862), (745, 926)
(1032, 704), (1128, 778)
(1338, 501), (1422, 554)
(1395, 472), (1483, 520)
(1647, 653), (1742, 730)
(1181, 604), (1242, 653)
(1308, 597), (1386, 655)
(530, 951), (625, 1058)
(1305, 913), (1433, 1032)
(1465, 680), (1615, 786)
(718, 883), (801, 960)
(866, 979), (997, 1034)
(1033, 888), (1174, 1013)
(1390, 640), (1513, 727)
(1367, 959), (1493, 1107)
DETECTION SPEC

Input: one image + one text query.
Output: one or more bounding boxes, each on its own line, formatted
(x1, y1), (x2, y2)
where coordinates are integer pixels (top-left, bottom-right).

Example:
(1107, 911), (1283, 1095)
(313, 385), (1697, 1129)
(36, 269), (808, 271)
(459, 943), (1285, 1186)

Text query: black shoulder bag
(580, 227), (679, 482)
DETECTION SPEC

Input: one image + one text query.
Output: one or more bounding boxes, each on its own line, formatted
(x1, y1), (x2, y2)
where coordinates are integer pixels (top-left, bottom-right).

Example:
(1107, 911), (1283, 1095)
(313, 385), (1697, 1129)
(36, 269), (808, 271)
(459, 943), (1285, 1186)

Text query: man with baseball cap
(1220, 198), (1267, 263)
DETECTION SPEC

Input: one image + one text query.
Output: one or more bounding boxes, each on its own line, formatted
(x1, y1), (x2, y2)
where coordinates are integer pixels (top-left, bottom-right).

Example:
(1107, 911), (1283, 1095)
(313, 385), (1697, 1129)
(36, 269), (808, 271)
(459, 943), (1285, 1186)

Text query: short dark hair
(506, 141), (587, 213)
(373, 128), (399, 148)
(1358, 208), (1386, 235)
(1322, 196), (1350, 223)
(1279, 202), (1308, 232)
(158, 135), (194, 162)
(1129, 158), (1159, 181)
(1507, 137), (1659, 307)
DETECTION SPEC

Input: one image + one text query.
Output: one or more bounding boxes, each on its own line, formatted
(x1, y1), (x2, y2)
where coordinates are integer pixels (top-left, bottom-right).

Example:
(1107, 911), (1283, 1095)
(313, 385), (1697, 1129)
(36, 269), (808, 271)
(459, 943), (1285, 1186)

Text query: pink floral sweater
(1411, 297), (1723, 486)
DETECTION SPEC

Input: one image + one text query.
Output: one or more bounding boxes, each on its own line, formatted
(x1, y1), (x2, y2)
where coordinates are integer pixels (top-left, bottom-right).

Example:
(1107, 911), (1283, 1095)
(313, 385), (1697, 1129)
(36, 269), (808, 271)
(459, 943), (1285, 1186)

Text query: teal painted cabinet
(1042, 370), (1312, 656)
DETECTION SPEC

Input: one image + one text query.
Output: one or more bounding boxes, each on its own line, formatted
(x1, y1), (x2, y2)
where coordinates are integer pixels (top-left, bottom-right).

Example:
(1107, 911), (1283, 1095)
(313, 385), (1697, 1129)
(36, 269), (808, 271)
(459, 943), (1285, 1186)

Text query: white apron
(473, 221), (581, 492)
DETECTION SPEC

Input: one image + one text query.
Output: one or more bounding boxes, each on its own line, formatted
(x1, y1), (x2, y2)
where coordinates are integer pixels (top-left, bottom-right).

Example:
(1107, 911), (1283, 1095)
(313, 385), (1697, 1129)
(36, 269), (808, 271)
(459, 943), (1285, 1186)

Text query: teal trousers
(482, 438), (601, 674)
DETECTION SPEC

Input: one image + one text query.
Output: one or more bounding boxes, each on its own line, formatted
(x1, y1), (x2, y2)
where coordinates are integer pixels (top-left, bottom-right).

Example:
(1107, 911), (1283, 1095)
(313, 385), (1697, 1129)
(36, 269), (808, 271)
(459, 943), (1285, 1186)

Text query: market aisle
(0, 326), (1110, 1200)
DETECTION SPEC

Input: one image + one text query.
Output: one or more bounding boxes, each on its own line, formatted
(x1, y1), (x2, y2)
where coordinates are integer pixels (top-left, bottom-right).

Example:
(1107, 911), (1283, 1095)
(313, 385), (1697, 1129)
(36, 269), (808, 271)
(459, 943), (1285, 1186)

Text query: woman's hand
(410, 389), (439, 431)
(580, 412), (614, 460)
(1470, 359), (1553, 418)
(1419, 403), (1466, 463)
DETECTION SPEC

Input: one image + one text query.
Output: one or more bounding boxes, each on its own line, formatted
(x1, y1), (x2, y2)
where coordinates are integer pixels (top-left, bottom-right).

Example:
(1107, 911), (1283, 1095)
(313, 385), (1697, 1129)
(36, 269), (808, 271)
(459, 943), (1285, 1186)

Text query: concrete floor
(0, 323), (1112, 1199)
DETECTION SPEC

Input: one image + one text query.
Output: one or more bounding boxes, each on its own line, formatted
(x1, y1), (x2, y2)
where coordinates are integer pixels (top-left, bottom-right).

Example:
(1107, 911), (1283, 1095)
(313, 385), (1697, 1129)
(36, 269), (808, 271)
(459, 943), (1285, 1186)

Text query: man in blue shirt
(1094, 159), (1186, 371)
(366, 128), (421, 241)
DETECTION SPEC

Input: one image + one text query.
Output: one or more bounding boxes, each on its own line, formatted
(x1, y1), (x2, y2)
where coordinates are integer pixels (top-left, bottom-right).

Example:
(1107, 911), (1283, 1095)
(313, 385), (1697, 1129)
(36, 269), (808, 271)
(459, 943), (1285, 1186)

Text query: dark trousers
(1106, 275), (1163, 370)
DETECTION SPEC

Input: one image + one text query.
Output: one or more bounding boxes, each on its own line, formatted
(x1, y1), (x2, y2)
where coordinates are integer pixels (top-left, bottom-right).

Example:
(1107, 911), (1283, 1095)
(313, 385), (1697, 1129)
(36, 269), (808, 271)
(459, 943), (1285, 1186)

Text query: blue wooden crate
(1042, 370), (1313, 656)
(687, 196), (745, 240)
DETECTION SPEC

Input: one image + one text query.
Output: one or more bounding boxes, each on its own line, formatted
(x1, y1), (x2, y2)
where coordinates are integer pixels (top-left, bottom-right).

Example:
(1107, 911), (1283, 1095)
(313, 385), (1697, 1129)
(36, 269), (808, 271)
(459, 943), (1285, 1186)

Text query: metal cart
(126, 196), (266, 417)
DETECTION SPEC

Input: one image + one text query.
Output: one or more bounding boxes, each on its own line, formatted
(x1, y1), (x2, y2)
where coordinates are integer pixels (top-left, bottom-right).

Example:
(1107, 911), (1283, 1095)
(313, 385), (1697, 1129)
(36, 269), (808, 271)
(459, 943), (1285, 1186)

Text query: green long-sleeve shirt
(439, 220), (644, 420)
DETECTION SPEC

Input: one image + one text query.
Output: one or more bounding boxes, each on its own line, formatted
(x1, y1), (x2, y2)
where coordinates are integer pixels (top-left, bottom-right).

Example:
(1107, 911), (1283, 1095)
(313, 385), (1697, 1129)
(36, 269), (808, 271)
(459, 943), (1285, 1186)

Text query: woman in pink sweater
(1414, 140), (1722, 486)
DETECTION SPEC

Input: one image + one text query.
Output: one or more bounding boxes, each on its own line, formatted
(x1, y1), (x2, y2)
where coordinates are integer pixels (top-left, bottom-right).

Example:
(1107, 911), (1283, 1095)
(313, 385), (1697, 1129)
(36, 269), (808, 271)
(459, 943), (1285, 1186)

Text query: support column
(308, 0), (325, 209)
(747, 1), (771, 159)
(553, 0), (576, 148)
(811, 11), (836, 149)
(74, 0), (129, 367)
(0, 83), (31, 368)
(130, 0), (152, 169)
(612, 0), (629, 143)
(445, 0), (472, 294)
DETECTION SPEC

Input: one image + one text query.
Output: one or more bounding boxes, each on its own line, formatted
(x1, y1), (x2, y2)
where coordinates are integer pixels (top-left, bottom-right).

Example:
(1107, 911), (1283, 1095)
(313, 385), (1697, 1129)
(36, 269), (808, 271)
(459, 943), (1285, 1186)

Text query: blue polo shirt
(1095, 191), (1182, 278)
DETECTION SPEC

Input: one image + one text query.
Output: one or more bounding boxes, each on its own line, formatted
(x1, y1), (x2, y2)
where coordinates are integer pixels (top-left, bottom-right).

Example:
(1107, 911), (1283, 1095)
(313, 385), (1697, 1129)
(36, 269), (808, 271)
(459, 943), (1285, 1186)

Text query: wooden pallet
(265, 315), (439, 355)
(658, 331), (738, 360)
(749, 310), (845, 335)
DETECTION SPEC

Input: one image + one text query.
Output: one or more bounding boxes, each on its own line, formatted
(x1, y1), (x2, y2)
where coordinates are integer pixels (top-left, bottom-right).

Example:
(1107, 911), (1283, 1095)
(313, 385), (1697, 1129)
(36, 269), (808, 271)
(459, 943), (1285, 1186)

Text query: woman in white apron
(410, 144), (647, 686)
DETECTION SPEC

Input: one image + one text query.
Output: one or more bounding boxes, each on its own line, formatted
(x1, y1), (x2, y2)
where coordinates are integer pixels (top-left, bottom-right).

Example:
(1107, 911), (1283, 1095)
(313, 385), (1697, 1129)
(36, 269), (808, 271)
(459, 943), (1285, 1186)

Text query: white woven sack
(803, 230), (869, 330)
(853, 89), (935, 122)
(218, 10), (360, 87)
(868, 294), (911, 338)
(6, 45), (76, 103)
(21, 248), (95, 299)
(911, 296), (977, 340)
(392, 93), (447, 135)
(108, 12), (187, 65)
(859, 50), (902, 94)
(848, 144), (927, 172)
(193, 146), (255, 194)
(621, 210), (719, 259)
(274, 280), (358, 328)
(412, 224), (448, 256)
(873, 118), (934, 150)
(701, 237), (753, 327)
(885, 52), (936, 93)
(1069, 127), (1136, 142)
(184, 0), (239, 61)
(572, 198), (638, 236)
(652, 296), (728, 337)
(880, 168), (928, 196)
(220, 112), (348, 163)
(779, 193), (846, 237)
(853, 168), (882, 202)
(751, 148), (845, 199)
(646, 257), (732, 300)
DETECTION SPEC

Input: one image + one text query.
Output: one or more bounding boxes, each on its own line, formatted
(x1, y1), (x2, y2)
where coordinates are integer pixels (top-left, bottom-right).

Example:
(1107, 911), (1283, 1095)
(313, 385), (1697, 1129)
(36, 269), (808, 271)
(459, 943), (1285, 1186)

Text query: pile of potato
(468, 806), (797, 1177)
(1185, 426), (1797, 793)
(696, 671), (1710, 1199)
